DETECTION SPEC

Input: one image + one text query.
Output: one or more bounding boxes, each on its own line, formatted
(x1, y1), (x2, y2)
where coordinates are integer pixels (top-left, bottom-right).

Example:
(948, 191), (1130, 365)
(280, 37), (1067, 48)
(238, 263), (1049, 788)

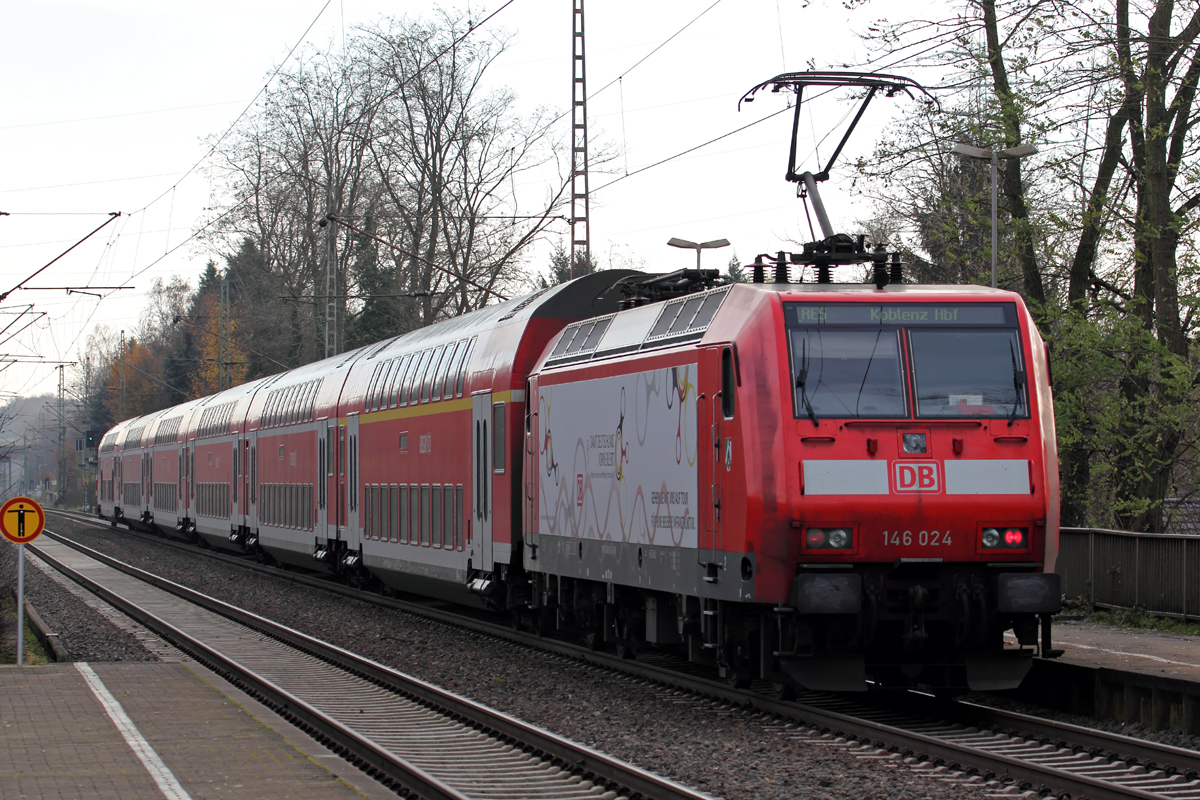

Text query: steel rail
(49, 510), (1200, 799)
(949, 700), (1200, 777)
(36, 526), (713, 800)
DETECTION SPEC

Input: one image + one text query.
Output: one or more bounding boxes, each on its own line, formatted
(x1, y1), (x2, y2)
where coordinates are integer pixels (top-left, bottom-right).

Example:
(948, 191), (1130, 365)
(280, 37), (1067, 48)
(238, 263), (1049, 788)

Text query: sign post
(1, 497), (45, 666)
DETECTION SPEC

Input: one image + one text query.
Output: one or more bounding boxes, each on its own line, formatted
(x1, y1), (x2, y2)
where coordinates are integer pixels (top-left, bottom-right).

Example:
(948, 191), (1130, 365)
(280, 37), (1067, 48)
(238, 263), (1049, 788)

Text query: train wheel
(725, 670), (752, 690)
(769, 681), (796, 701)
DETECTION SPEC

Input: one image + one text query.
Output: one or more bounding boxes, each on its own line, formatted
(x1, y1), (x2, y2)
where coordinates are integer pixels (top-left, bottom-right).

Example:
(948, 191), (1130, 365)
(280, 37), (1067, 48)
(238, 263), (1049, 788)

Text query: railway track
(30, 523), (711, 800)
(44, 509), (1200, 799)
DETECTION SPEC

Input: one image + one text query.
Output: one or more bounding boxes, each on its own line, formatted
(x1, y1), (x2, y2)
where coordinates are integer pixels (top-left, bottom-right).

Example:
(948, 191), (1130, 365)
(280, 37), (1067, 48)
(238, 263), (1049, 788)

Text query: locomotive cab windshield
(786, 302), (1028, 421)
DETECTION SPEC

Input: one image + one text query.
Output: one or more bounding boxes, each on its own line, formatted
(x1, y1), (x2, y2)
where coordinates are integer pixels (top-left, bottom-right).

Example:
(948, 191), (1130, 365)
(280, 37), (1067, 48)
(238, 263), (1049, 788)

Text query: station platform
(0, 660), (394, 800)
(1008, 617), (1200, 733)
(1048, 617), (1200, 683)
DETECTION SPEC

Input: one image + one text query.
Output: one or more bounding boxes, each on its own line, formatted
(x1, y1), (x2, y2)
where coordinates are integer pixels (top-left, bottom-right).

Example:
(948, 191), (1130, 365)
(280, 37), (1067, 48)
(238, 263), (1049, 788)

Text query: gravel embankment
(40, 515), (990, 800)
(0, 537), (158, 663)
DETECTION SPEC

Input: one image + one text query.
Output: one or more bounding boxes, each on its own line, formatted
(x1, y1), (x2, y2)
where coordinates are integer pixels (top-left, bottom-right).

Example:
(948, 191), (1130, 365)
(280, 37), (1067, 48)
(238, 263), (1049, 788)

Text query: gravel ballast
(0, 537), (158, 663)
(38, 516), (1000, 799)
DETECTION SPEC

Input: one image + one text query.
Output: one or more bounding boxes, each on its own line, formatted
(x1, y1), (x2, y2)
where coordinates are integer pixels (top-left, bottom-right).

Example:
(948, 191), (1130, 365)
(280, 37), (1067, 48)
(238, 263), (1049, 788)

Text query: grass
(0, 596), (52, 665)
(1081, 606), (1200, 637)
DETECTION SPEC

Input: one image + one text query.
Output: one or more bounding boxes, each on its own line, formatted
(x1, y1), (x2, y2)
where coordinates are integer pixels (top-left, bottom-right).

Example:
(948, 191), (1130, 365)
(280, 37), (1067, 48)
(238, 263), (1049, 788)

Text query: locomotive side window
(910, 329), (1027, 419)
(789, 329), (906, 419)
(721, 347), (736, 419)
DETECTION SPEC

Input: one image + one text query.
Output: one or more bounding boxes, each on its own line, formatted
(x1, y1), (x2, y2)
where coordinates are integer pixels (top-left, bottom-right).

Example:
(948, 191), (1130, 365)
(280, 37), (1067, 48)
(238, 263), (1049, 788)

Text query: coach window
(396, 355), (415, 407)
(250, 445), (256, 505)
(441, 341), (464, 399)
(421, 345), (445, 403)
(365, 364), (383, 412)
(389, 485), (398, 542)
(327, 428), (336, 476)
(349, 434), (358, 512)
(432, 485), (443, 547)
(432, 345), (455, 402)
(455, 485), (464, 550)
(408, 485), (419, 544)
(721, 347), (736, 419)
(492, 402), (505, 474)
(408, 349), (431, 406)
(420, 484), (431, 545)
(443, 487), (454, 550)
(379, 361), (397, 411)
(339, 425), (346, 477)
(456, 337), (477, 397)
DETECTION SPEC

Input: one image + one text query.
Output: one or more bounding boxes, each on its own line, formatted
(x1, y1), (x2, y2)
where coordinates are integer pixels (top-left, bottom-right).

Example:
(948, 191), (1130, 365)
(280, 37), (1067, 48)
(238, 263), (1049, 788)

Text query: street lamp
(950, 143), (1038, 288)
(667, 237), (731, 271)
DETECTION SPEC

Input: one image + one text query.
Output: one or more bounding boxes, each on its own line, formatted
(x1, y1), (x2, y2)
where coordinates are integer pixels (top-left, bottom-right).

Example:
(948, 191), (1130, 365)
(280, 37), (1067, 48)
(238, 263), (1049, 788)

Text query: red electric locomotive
(522, 271), (1059, 691)
(97, 71), (1060, 693)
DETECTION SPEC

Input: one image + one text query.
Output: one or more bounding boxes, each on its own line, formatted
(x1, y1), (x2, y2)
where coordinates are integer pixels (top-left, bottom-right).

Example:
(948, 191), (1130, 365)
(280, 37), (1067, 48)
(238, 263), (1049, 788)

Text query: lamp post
(667, 237), (731, 271)
(950, 143), (1038, 288)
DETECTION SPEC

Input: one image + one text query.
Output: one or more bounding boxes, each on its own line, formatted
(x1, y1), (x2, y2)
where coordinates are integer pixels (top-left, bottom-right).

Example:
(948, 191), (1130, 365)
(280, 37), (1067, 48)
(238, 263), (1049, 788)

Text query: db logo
(894, 462), (940, 492)
(576, 474), (585, 507)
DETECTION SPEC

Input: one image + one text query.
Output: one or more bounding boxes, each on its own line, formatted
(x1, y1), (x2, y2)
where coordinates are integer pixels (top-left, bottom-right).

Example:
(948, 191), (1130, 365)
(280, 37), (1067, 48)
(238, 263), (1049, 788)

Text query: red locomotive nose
(1004, 528), (1024, 546)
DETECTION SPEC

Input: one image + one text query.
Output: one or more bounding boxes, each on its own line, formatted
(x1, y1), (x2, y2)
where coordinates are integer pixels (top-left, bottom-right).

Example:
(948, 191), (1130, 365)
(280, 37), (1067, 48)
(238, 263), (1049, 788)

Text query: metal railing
(1059, 527), (1200, 619)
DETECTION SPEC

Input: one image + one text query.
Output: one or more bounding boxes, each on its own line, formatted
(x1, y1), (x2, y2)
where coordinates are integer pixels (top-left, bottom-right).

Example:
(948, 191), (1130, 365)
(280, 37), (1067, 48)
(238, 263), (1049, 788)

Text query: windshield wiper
(1008, 340), (1027, 426)
(796, 340), (819, 426)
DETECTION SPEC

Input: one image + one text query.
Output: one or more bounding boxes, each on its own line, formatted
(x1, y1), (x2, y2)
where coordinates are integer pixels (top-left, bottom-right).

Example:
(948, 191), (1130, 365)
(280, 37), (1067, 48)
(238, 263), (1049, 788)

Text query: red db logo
(576, 474), (585, 507)
(894, 462), (940, 492)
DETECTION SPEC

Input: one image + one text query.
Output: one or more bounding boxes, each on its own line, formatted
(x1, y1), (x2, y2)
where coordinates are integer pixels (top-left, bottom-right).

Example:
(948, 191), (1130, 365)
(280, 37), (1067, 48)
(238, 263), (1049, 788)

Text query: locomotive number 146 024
(882, 530), (951, 546)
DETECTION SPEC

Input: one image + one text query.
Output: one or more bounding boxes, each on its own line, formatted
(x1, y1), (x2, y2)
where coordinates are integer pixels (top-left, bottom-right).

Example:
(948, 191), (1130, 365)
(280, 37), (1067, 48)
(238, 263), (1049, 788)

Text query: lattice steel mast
(570, 0), (591, 279)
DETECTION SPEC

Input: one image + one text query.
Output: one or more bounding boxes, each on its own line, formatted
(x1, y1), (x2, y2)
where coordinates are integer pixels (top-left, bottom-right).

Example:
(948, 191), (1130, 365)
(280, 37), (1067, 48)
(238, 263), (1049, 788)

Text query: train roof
(101, 270), (642, 442)
(535, 280), (1032, 372)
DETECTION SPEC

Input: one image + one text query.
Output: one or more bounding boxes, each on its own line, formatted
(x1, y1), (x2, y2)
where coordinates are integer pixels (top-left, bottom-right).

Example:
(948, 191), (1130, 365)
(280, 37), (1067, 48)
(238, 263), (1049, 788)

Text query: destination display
(787, 302), (1014, 327)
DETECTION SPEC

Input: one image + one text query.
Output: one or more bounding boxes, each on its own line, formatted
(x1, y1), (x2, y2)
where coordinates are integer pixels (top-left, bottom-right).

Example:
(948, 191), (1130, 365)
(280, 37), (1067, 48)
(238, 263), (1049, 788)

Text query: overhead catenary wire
(0, 213), (121, 304)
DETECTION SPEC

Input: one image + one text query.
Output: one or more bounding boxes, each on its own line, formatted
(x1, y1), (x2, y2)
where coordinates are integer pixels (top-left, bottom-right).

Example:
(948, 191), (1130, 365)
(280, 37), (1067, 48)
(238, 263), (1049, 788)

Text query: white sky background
(2, 0), (937, 399)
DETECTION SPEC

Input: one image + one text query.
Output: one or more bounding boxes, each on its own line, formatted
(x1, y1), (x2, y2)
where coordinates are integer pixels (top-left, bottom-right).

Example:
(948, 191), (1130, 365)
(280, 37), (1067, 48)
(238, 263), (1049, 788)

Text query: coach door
(346, 414), (360, 551)
(472, 392), (494, 571)
(319, 419), (332, 539)
(245, 433), (256, 533)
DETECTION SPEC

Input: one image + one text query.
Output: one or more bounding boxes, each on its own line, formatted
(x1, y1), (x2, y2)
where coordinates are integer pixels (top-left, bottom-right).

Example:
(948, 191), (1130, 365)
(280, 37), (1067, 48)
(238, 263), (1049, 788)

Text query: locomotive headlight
(805, 527), (851, 550)
(902, 433), (927, 454)
(981, 527), (1028, 549)
(981, 528), (1001, 548)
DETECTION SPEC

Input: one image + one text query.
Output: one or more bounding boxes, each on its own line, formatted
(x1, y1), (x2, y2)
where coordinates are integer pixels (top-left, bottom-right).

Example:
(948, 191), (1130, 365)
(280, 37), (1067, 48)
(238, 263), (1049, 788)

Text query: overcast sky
(3, 0), (929, 398)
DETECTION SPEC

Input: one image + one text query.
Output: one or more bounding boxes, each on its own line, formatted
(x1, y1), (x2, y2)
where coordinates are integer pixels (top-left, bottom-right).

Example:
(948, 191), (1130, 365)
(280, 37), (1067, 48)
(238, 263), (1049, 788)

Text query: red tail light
(1004, 528), (1024, 546)
(806, 529), (826, 548)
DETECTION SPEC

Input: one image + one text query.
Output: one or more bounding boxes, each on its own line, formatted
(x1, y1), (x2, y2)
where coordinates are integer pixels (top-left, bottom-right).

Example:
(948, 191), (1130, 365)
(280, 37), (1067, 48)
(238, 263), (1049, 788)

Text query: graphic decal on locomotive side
(540, 365), (699, 548)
